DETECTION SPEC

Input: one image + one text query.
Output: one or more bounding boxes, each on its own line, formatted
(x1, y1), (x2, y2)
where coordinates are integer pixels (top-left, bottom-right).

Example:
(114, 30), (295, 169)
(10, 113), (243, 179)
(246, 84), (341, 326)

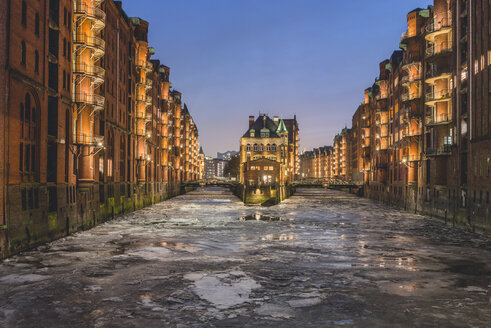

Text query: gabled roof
(242, 115), (281, 138)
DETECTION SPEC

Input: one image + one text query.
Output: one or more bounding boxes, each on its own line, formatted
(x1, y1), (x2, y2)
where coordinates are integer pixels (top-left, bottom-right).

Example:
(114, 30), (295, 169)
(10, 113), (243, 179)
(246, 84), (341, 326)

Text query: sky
(120, 0), (431, 157)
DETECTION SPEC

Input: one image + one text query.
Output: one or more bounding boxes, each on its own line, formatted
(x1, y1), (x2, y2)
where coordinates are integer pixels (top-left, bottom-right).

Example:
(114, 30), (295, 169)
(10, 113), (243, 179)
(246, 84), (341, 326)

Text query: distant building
(204, 157), (215, 179)
(204, 156), (227, 178)
(299, 146), (333, 179)
(239, 114), (299, 186)
(198, 147), (205, 179)
(215, 159), (227, 177)
(217, 150), (238, 161)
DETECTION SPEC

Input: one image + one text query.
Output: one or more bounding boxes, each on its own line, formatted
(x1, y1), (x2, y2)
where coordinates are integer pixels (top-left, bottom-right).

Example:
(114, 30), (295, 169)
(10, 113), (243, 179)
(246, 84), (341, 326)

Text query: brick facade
(0, 0), (202, 258)
(304, 0), (491, 232)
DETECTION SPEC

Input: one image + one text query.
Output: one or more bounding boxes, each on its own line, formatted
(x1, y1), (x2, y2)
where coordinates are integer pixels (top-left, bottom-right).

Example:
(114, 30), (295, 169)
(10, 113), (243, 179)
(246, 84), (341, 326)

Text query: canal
(0, 187), (490, 327)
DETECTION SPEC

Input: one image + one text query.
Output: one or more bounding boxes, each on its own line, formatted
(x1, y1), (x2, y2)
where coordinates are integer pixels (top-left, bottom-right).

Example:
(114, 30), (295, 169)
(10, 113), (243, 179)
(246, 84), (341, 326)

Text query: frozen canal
(0, 187), (490, 327)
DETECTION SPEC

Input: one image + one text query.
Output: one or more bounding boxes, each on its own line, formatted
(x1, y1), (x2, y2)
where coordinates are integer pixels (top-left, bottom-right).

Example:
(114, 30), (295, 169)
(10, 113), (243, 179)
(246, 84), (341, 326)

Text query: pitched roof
(242, 115), (281, 138)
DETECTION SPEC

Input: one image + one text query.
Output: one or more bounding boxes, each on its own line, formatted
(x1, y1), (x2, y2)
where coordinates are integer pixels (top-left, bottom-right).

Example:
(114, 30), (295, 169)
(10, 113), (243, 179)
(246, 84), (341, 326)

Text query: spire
(276, 119), (288, 134)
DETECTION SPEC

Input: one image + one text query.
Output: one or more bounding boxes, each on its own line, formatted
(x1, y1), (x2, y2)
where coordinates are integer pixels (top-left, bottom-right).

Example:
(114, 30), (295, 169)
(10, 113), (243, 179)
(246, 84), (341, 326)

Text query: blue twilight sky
(120, 0), (431, 157)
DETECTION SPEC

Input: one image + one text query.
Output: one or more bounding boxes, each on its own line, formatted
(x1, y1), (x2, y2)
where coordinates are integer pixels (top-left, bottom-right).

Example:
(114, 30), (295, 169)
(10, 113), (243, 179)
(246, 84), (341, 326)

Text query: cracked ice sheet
(184, 270), (260, 309)
(0, 187), (490, 327)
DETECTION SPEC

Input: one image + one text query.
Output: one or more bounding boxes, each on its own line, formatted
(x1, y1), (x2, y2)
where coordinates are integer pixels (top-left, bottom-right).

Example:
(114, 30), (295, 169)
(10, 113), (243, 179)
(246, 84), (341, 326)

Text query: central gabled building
(240, 114), (298, 186)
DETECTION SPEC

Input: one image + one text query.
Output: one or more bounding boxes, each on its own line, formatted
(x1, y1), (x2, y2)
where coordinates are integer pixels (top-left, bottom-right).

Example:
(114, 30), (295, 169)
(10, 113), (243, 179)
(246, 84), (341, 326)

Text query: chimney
(273, 116), (279, 124)
(249, 116), (254, 128)
(262, 115), (267, 128)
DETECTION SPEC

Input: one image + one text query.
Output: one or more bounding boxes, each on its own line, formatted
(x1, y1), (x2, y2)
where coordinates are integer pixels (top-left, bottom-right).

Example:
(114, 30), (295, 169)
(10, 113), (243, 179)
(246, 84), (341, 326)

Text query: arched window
(272, 144), (277, 152)
(267, 144), (271, 151)
(21, 41), (26, 65)
(259, 144), (263, 152)
(246, 144), (251, 151)
(254, 144), (258, 151)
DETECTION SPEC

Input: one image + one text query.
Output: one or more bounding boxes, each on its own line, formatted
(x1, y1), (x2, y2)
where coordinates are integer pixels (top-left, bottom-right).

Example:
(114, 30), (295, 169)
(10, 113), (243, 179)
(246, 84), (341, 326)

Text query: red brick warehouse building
(301, 0), (491, 231)
(0, 0), (202, 258)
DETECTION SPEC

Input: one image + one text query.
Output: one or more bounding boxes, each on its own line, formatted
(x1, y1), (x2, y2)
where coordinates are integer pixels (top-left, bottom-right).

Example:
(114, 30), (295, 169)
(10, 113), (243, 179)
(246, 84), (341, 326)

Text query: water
(0, 187), (490, 327)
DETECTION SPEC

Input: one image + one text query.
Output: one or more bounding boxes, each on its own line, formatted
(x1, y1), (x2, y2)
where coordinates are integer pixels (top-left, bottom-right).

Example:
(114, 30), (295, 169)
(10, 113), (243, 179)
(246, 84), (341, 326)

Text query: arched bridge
(183, 179), (239, 188)
(292, 178), (361, 190)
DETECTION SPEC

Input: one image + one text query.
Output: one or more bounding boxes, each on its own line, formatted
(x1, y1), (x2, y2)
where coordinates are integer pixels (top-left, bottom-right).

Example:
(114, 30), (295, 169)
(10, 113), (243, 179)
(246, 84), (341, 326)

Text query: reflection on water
(261, 234), (297, 241)
(239, 213), (292, 222)
(159, 241), (197, 252)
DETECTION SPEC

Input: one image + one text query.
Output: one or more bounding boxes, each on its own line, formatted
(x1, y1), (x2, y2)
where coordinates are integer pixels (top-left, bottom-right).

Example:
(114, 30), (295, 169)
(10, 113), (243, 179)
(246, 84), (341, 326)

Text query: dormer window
(261, 131), (269, 138)
(250, 129), (255, 137)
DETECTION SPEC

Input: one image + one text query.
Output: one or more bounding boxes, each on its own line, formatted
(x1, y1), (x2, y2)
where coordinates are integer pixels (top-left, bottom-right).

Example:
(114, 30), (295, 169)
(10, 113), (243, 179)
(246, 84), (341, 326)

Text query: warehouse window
(35, 13), (39, 36)
(21, 2), (27, 27)
(21, 41), (26, 65)
(34, 51), (39, 73)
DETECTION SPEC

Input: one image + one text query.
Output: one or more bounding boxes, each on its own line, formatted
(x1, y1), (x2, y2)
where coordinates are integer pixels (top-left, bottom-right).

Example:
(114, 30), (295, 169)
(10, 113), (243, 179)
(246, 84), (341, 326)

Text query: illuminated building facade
(0, 0), (201, 258)
(240, 115), (299, 186)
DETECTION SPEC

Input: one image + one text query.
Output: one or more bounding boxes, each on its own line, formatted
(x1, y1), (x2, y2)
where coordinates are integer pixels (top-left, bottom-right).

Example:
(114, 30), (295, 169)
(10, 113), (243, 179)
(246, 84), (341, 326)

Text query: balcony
(425, 112), (452, 126)
(425, 41), (453, 59)
(73, 63), (105, 85)
(136, 60), (153, 72)
(136, 78), (152, 90)
(402, 154), (421, 163)
(425, 144), (452, 157)
(136, 129), (151, 138)
(401, 128), (422, 139)
(136, 91), (152, 106)
(375, 106), (388, 114)
(401, 91), (421, 102)
(401, 58), (422, 72)
(73, 2), (106, 32)
(400, 30), (417, 42)
(425, 12), (452, 41)
(73, 92), (104, 112)
(73, 34), (105, 58)
(425, 88), (452, 105)
(425, 67), (452, 85)
(73, 134), (104, 147)
(402, 72), (422, 85)
(135, 112), (152, 122)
